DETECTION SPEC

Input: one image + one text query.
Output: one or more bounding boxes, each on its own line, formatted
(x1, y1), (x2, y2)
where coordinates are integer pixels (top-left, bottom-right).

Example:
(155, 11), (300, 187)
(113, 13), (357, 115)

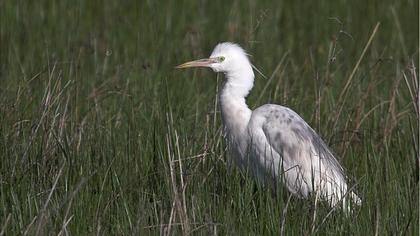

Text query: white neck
(219, 67), (254, 140)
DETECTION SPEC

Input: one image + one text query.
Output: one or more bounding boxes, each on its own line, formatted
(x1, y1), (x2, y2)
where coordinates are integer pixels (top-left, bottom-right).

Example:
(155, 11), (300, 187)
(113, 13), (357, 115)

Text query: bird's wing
(248, 104), (347, 199)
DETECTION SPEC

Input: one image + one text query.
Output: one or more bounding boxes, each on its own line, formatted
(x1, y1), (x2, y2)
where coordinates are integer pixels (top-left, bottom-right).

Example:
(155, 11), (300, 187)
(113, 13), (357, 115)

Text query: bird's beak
(175, 58), (217, 69)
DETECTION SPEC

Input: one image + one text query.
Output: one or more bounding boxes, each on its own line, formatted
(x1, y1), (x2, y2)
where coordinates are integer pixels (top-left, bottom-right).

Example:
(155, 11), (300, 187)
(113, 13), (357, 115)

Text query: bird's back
(245, 104), (360, 209)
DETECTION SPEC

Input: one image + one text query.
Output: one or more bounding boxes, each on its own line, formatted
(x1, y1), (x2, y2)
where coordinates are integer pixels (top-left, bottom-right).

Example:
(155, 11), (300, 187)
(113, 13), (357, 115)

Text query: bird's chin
(210, 66), (222, 73)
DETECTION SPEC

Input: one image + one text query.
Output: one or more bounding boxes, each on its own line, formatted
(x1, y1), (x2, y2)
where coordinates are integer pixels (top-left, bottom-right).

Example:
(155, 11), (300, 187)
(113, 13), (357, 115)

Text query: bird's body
(177, 42), (361, 211)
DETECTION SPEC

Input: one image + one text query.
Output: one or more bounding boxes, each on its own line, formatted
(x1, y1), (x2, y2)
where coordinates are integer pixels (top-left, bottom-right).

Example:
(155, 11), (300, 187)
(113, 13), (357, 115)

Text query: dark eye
(219, 56), (225, 62)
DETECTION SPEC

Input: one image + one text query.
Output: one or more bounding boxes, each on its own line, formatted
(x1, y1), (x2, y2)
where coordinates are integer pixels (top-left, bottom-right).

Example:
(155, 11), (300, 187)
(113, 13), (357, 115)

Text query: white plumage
(176, 42), (361, 212)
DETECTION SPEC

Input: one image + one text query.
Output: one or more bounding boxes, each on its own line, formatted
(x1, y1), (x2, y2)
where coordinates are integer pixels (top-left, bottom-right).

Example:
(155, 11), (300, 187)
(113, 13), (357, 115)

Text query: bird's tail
(324, 179), (361, 213)
(336, 189), (362, 215)
(350, 191), (362, 206)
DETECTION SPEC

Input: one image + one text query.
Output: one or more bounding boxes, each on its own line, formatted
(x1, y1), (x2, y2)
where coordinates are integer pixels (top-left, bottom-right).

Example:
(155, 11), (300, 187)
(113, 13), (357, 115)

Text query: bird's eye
(219, 56), (225, 62)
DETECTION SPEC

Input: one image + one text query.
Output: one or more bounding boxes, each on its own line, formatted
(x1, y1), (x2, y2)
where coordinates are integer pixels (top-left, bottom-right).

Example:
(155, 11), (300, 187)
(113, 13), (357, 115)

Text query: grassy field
(0, 0), (419, 235)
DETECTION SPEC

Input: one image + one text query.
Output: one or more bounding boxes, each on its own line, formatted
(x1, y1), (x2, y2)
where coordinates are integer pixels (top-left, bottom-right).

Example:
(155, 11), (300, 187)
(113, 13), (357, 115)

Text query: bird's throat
(218, 75), (253, 140)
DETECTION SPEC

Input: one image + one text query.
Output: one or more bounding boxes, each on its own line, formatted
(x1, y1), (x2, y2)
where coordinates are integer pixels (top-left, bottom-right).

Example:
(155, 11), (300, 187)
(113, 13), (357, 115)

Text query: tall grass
(0, 0), (418, 234)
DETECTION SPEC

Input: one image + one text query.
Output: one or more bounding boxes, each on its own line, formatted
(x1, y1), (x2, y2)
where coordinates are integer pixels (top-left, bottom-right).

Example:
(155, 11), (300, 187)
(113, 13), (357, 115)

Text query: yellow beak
(175, 58), (217, 69)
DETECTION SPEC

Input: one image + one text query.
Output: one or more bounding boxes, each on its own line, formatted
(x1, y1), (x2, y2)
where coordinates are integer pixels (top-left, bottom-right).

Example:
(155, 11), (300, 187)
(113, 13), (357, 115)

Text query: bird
(176, 42), (361, 212)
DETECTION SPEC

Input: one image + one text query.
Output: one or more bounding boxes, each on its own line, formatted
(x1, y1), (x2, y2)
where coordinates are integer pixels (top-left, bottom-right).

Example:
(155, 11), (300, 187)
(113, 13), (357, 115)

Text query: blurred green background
(0, 0), (418, 235)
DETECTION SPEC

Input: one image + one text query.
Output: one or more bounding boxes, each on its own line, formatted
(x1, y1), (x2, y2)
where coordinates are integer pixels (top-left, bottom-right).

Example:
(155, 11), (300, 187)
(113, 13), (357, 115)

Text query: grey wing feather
(255, 104), (346, 181)
(249, 104), (360, 208)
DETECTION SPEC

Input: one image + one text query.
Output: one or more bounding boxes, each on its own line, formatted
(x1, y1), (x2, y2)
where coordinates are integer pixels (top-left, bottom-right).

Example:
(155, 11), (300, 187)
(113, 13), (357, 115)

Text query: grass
(0, 0), (418, 235)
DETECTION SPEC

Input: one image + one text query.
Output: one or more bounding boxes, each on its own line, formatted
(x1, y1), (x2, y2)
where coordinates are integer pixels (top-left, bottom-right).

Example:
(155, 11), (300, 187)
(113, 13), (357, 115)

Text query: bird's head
(176, 42), (252, 74)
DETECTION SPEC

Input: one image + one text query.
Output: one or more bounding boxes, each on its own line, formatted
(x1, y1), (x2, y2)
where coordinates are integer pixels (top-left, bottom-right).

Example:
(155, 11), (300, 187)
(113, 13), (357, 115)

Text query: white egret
(176, 42), (361, 211)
